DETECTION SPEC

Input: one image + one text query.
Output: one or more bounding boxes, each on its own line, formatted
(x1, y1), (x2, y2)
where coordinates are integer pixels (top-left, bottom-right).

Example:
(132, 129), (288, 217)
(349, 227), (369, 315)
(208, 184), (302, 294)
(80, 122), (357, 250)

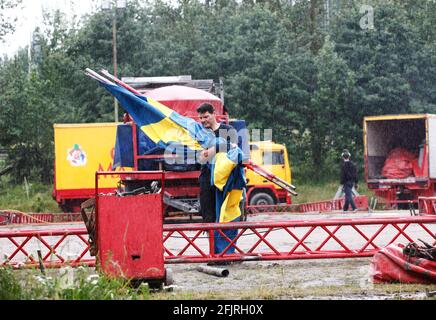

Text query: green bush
(0, 266), (151, 300)
(0, 267), (24, 300)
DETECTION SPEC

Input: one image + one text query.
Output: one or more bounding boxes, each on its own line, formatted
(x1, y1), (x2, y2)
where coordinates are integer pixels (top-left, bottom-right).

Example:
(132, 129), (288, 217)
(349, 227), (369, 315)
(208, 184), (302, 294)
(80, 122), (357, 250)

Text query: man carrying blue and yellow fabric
(197, 103), (237, 223)
(196, 103), (246, 257)
(90, 73), (246, 258)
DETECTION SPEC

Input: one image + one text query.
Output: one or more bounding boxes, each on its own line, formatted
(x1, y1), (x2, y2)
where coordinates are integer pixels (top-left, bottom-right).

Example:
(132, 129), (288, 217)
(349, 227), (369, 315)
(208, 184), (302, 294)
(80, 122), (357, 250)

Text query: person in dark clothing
(197, 103), (238, 223)
(340, 149), (358, 212)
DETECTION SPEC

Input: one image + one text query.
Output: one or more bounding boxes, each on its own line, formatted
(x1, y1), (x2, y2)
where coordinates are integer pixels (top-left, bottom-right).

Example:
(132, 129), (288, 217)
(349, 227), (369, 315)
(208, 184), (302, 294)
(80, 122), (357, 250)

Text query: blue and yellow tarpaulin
(96, 81), (245, 254)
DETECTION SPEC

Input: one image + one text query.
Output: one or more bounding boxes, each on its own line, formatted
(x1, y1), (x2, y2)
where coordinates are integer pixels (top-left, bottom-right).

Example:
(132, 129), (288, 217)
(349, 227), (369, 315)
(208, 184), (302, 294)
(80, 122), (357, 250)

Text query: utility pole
(113, 11), (119, 122)
(103, 0), (127, 122)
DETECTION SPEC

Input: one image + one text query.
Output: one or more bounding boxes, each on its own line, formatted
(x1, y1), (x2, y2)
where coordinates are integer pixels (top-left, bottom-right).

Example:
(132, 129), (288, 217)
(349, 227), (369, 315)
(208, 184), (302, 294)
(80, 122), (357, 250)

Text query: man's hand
(199, 147), (216, 163)
(199, 149), (209, 163)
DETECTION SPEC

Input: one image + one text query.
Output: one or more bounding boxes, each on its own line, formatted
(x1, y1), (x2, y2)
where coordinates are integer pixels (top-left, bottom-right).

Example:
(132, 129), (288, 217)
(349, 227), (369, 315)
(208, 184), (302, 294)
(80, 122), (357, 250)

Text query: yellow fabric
(140, 118), (203, 150)
(219, 189), (243, 223)
(147, 98), (174, 118)
(213, 152), (237, 191)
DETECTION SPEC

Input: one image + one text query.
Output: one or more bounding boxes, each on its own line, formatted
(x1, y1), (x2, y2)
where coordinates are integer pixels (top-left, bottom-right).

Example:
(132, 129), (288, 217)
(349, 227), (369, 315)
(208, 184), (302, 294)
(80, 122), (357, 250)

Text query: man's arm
(340, 164), (346, 185)
(215, 125), (238, 153)
(353, 163), (358, 185)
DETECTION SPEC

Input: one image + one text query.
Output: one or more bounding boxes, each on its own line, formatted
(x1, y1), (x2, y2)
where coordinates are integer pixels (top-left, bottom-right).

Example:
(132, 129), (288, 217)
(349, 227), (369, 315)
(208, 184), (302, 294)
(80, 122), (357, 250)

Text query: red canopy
(145, 85), (224, 117)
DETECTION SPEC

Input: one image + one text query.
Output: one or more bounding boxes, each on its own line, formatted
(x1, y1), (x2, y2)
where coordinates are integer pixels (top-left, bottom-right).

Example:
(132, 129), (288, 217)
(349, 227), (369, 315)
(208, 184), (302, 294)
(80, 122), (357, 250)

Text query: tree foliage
(0, 0), (22, 39)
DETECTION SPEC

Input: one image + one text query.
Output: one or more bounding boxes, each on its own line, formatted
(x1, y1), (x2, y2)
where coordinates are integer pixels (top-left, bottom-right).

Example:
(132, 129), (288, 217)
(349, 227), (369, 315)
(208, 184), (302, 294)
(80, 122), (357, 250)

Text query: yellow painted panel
(54, 123), (130, 190)
(364, 114), (436, 122)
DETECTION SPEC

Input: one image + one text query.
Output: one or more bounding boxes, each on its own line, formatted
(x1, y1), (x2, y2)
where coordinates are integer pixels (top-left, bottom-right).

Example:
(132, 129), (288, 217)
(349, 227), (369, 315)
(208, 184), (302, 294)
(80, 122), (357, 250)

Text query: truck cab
(246, 141), (292, 205)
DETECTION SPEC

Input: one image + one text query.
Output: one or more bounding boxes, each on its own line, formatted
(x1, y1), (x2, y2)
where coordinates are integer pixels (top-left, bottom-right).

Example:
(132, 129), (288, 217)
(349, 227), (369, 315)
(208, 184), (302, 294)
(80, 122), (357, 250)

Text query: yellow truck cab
(246, 141), (292, 205)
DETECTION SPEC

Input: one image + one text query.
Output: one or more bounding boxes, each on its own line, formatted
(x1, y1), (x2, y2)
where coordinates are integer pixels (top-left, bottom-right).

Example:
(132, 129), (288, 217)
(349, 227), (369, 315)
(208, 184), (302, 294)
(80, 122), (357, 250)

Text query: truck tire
(249, 192), (275, 206)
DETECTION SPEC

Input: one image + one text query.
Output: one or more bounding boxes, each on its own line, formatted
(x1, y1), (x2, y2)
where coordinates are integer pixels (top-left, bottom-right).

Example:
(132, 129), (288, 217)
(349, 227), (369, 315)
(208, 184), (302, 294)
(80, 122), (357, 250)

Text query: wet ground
(161, 258), (436, 300)
(1, 210), (436, 299)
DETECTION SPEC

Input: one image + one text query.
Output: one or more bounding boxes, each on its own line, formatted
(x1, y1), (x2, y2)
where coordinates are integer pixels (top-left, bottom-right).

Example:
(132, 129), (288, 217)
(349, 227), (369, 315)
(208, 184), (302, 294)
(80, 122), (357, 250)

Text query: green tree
(0, 0), (23, 40)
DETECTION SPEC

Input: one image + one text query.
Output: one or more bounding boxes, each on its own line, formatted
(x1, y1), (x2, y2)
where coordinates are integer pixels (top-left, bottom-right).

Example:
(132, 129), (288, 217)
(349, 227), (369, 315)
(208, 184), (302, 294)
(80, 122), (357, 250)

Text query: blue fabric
(113, 124), (134, 168)
(113, 124), (163, 169)
(214, 216), (241, 255)
(101, 83), (220, 150)
(212, 148), (246, 254)
(229, 119), (250, 161)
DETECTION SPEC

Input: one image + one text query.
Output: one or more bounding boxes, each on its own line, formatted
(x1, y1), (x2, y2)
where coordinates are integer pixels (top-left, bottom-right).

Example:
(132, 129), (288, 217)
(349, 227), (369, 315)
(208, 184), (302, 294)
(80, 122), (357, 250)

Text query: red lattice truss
(1, 216), (435, 268)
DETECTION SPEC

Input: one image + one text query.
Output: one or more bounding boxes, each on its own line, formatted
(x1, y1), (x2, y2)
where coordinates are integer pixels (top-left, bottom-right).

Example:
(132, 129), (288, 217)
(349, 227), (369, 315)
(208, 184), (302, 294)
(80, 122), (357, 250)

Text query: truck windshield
(263, 151), (284, 165)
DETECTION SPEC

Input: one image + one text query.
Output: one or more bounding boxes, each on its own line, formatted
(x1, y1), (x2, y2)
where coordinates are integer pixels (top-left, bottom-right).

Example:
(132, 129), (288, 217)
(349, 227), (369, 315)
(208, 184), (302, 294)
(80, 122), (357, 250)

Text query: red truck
(53, 75), (294, 213)
(364, 114), (436, 208)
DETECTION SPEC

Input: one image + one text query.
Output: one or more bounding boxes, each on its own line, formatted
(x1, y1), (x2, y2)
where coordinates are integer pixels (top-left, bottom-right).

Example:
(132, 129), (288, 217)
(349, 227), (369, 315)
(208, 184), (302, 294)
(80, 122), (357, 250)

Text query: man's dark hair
(197, 103), (215, 114)
(342, 149), (351, 160)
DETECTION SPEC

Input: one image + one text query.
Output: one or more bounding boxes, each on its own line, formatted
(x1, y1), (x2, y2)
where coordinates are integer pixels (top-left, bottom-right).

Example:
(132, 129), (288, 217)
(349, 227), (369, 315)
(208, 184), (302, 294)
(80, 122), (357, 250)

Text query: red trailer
(364, 114), (436, 208)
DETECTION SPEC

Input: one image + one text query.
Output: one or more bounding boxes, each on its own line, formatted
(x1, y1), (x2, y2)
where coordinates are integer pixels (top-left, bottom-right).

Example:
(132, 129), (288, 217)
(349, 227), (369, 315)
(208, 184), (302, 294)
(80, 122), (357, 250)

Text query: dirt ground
(1, 210), (436, 299)
(158, 259), (436, 300)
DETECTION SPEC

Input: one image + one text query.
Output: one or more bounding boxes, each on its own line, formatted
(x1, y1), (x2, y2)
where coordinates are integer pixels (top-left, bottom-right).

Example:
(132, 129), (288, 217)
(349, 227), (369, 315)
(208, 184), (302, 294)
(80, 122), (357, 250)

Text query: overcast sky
(1, 0), (99, 57)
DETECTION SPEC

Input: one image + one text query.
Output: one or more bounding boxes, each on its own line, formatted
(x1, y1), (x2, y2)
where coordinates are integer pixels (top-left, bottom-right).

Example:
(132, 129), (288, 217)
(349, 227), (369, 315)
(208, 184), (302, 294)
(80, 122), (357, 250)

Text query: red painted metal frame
(245, 196), (369, 215)
(298, 195), (369, 213)
(94, 171), (165, 256)
(162, 216), (436, 264)
(0, 228), (94, 268)
(418, 197), (436, 215)
(0, 212), (82, 225)
(1, 216), (435, 268)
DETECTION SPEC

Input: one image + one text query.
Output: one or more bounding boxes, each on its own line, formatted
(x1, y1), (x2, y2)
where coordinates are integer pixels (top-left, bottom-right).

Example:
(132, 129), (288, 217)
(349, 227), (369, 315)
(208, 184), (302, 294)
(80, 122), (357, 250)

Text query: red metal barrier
(1, 215), (435, 268)
(298, 195), (368, 213)
(0, 228), (94, 268)
(418, 197), (436, 215)
(245, 204), (300, 215)
(0, 211), (82, 225)
(245, 196), (369, 215)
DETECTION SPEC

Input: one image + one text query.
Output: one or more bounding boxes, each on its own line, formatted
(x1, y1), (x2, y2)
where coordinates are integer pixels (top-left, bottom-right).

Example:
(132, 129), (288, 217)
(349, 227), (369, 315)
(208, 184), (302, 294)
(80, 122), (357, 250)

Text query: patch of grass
(0, 180), (61, 213)
(0, 266), (24, 300)
(0, 266), (151, 300)
(292, 180), (375, 204)
(152, 283), (436, 300)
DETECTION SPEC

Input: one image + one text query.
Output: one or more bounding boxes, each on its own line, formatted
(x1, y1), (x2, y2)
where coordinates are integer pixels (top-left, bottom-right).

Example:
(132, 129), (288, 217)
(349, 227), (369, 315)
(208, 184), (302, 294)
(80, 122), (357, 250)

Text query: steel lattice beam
(1, 216), (435, 268)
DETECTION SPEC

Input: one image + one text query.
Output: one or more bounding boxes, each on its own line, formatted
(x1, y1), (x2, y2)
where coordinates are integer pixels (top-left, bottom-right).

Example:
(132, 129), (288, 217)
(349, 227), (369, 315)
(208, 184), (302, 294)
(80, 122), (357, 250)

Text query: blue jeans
(343, 182), (357, 211)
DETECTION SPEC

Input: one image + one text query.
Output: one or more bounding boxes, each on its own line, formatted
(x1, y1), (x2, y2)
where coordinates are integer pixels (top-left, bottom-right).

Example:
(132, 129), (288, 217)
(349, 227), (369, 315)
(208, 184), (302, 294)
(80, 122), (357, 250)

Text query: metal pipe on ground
(196, 265), (229, 277)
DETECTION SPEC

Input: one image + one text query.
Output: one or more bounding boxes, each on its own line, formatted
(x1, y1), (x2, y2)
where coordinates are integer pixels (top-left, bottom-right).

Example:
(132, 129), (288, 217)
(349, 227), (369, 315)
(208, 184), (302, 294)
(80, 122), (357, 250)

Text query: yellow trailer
(53, 123), (129, 212)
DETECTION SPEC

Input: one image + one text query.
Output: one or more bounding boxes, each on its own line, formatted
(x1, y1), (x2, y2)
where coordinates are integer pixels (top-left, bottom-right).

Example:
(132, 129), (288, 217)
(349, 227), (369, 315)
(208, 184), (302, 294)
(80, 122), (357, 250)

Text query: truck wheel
(249, 193), (275, 206)
(165, 268), (174, 286)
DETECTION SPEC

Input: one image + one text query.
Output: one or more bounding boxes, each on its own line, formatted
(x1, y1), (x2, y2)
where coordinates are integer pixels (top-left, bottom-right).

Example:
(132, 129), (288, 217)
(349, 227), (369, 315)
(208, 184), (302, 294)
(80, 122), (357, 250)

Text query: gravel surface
(1, 210), (435, 299)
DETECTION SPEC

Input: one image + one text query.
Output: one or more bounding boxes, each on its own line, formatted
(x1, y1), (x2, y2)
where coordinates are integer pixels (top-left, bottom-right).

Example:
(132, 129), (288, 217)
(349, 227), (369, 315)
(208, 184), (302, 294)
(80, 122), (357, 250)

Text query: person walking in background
(340, 149), (358, 212)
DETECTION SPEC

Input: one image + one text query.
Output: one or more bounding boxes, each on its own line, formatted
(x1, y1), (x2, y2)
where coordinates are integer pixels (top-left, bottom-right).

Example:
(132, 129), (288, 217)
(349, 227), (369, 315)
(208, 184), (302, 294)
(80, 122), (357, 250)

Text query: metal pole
(196, 265), (229, 277)
(113, 10), (119, 122)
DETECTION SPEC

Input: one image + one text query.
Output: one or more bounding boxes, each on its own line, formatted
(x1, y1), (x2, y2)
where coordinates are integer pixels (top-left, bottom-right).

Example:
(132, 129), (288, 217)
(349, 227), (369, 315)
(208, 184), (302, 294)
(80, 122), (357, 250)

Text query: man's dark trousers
(343, 181), (357, 211)
(199, 170), (216, 223)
